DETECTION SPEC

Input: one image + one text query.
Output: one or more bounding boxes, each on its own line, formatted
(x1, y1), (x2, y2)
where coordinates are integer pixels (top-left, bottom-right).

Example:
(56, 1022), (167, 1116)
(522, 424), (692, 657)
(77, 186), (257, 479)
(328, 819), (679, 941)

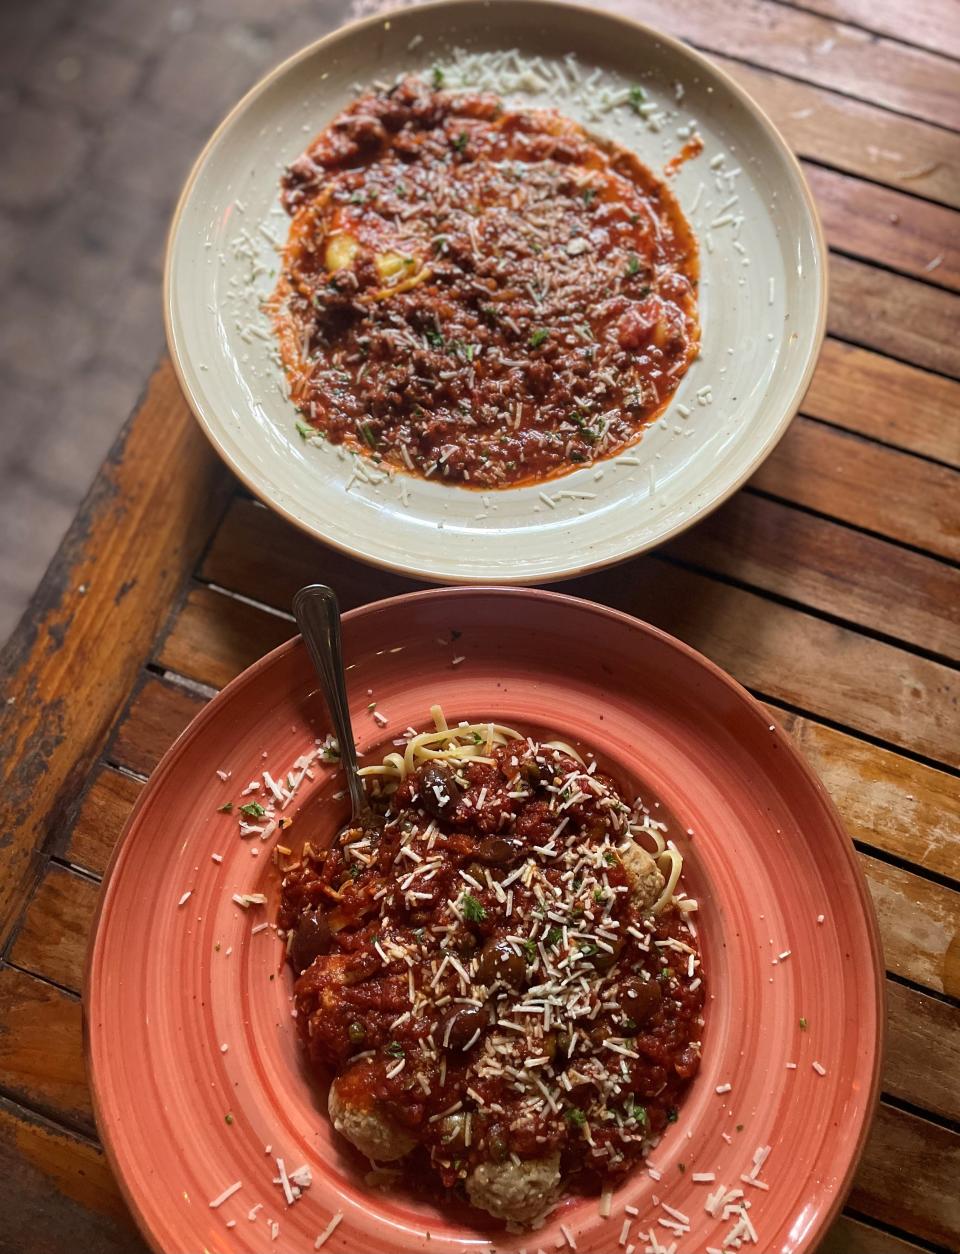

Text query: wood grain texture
(7, 866), (99, 993)
(850, 1102), (960, 1249)
(0, 965), (92, 1134)
(884, 981), (960, 1124)
(818, 1215), (933, 1254)
(0, 359), (231, 949)
(750, 417), (960, 563)
(108, 676), (206, 778)
(828, 255), (960, 379)
(63, 768), (143, 878)
(785, 0), (960, 61)
(716, 56), (960, 209)
(864, 856), (960, 997)
(803, 340), (960, 467)
(667, 493), (960, 659)
(805, 164), (959, 291)
(615, 0), (960, 127)
(774, 710), (960, 881)
(0, 1097), (143, 1254)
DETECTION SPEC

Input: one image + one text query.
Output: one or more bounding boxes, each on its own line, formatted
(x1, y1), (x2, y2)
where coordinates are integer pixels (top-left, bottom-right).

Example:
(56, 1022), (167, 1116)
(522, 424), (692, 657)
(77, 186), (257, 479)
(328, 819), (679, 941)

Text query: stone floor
(0, 0), (370, 645)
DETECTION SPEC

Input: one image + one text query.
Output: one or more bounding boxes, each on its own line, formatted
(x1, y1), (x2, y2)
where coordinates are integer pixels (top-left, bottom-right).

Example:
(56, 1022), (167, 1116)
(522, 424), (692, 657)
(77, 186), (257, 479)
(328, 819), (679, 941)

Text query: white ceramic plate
(165, 0), (827, 584)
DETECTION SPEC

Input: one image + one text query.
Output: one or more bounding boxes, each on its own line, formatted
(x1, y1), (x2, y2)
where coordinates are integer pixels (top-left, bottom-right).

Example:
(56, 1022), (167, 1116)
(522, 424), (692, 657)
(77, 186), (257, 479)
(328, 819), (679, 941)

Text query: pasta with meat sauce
(278, 708), (704, 1226)
(270, 77), (699, 488)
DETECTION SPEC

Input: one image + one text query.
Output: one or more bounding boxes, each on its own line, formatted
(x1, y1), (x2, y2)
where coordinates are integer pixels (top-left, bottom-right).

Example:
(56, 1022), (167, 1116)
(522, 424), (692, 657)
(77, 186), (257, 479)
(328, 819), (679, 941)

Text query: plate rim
(162, 0), (829, 586)
(84, 584), (883, 1254)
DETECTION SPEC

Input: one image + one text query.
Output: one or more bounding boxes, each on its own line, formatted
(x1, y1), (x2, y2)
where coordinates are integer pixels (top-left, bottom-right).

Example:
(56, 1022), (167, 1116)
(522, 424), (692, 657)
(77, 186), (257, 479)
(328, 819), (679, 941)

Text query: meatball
(619, 841), (665, 914)
(328, 1076), (416, 1163)
(466, 1152), (561, 1223)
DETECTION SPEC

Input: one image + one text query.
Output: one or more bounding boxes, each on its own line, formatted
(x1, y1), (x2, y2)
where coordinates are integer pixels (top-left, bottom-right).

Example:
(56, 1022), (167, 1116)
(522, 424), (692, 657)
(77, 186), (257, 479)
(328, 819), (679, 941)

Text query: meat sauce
(278, 736), (705, 1209)
(271, 78), (700, 488)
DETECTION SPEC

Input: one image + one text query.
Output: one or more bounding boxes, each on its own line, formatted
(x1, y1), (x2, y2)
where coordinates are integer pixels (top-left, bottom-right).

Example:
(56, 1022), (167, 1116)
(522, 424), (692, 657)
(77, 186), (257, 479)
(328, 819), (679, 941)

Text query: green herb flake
(666, 1107), (679, 1123)
(225, 1113), (234, 1125)
(581, 186), (596, 205)
(426, 328), (445, 350)
(799, 1016), (808, 1031)
(295, 420), (319, 440)
(593, 888), (605, 903)
(545, 925), (563, 948)
(217, 802), (234, 814)
(522, 938), (537, 962)
(629, 85), (647, 110)
(386, 1041), (405, 1057)
(461, 893), (486, 923)
(367, 702), (377, 711)
(626, 254), (640, 276)
(432, 65), (445, 88)
(629, 1104), (648, 1126)
(604, 851), (617, 865)
(453, 131), (469, 153)
(529, 328), (550, 349)
(565, 1107), (587, 1127)
(238, 802), (266, 818)
(359, 422), (378, 449)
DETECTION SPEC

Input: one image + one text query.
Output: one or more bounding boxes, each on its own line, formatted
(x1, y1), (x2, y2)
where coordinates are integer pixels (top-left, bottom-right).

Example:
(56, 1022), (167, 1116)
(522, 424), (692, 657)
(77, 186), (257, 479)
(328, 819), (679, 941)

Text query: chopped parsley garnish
(666, 1107), (679, 1123)
(432, 65), (445, 88)
(225, 1113), (234, 1125)
(461, 893), (486, 923)
(470, 731), (484, 744)
(629, 85), (647, 110)
(295, 420), (318, 440)
(347, 863), (361, 880)
(350, 190), (365, 204)
(367, 701), (377, 711)
(217, 802), (233, 814)
(565, 1107), (587, 1127)
(604, 851), (617, 865)
(426, 328), (445, 350)
(359, 422), (378, 449)
(593, 888), (605, 903)
(578, 941), (599, 957)
(638, 284), (652, 298)
(395, 183), (407, 197)
(545, 925), (563, 948)
(321, 743), (340, 761)
(628, 1104), (648, 1125)
(522, 938), (537, 962)
(453, 131), (469, 153)
(529, 328), (550, 349)
(238, 802), (266, 818)
(385, 1041), (405, 1057)
(569, 450), (586, 463)
(581, 186), (596, 205)
(626, 254), (640, 276)
(799, 1016), (808, 1031)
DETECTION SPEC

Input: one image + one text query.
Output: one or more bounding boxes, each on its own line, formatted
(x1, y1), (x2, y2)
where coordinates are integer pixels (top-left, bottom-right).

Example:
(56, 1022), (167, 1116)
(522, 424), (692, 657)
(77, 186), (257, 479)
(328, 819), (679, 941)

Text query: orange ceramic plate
(85, 588), (882, 1253)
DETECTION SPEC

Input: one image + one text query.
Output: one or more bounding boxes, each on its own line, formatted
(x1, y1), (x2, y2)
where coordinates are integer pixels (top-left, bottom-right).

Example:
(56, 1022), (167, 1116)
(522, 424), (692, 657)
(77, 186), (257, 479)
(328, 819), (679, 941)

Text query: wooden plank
(884, 981), (960, 1124)
(828, 254), (960, 379)
(820, 1214), (932, 1254)
(716, 56), (960, 210)
(617, 0), (960, 128)
(805, 163), (959, 291)
(0, 359), (232, 948)
(63, 767), (143, 879)
(667, 493), (960, 659)
(803, 340), (960, 467)
(774, 710), (960, 881)
(864, 856), (960, 997)
(0, 1097), (143, 1254)
(750, 417), (960, 563)
(0, 965), (92, 1133)
(157, 583), (295, 692)
(850, 1102), (960, 1249)
(199, 505), (960, 767)
(109, 676), (206, 779)
(785, 0), (960, 62)
(7, 866), (99, 993)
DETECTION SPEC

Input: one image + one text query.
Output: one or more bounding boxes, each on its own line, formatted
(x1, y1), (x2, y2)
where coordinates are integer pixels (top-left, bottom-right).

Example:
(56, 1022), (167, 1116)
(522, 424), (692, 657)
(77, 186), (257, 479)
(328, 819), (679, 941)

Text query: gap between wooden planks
(783, 0), (960, 63)
(186, 506), (959, 769)
(612, 0), (960, 129)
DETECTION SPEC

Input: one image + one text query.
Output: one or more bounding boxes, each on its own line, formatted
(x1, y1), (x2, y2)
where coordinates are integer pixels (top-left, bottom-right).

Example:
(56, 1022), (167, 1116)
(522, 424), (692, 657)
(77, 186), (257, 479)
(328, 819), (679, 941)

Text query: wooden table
(1, 1), (958, 1250)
